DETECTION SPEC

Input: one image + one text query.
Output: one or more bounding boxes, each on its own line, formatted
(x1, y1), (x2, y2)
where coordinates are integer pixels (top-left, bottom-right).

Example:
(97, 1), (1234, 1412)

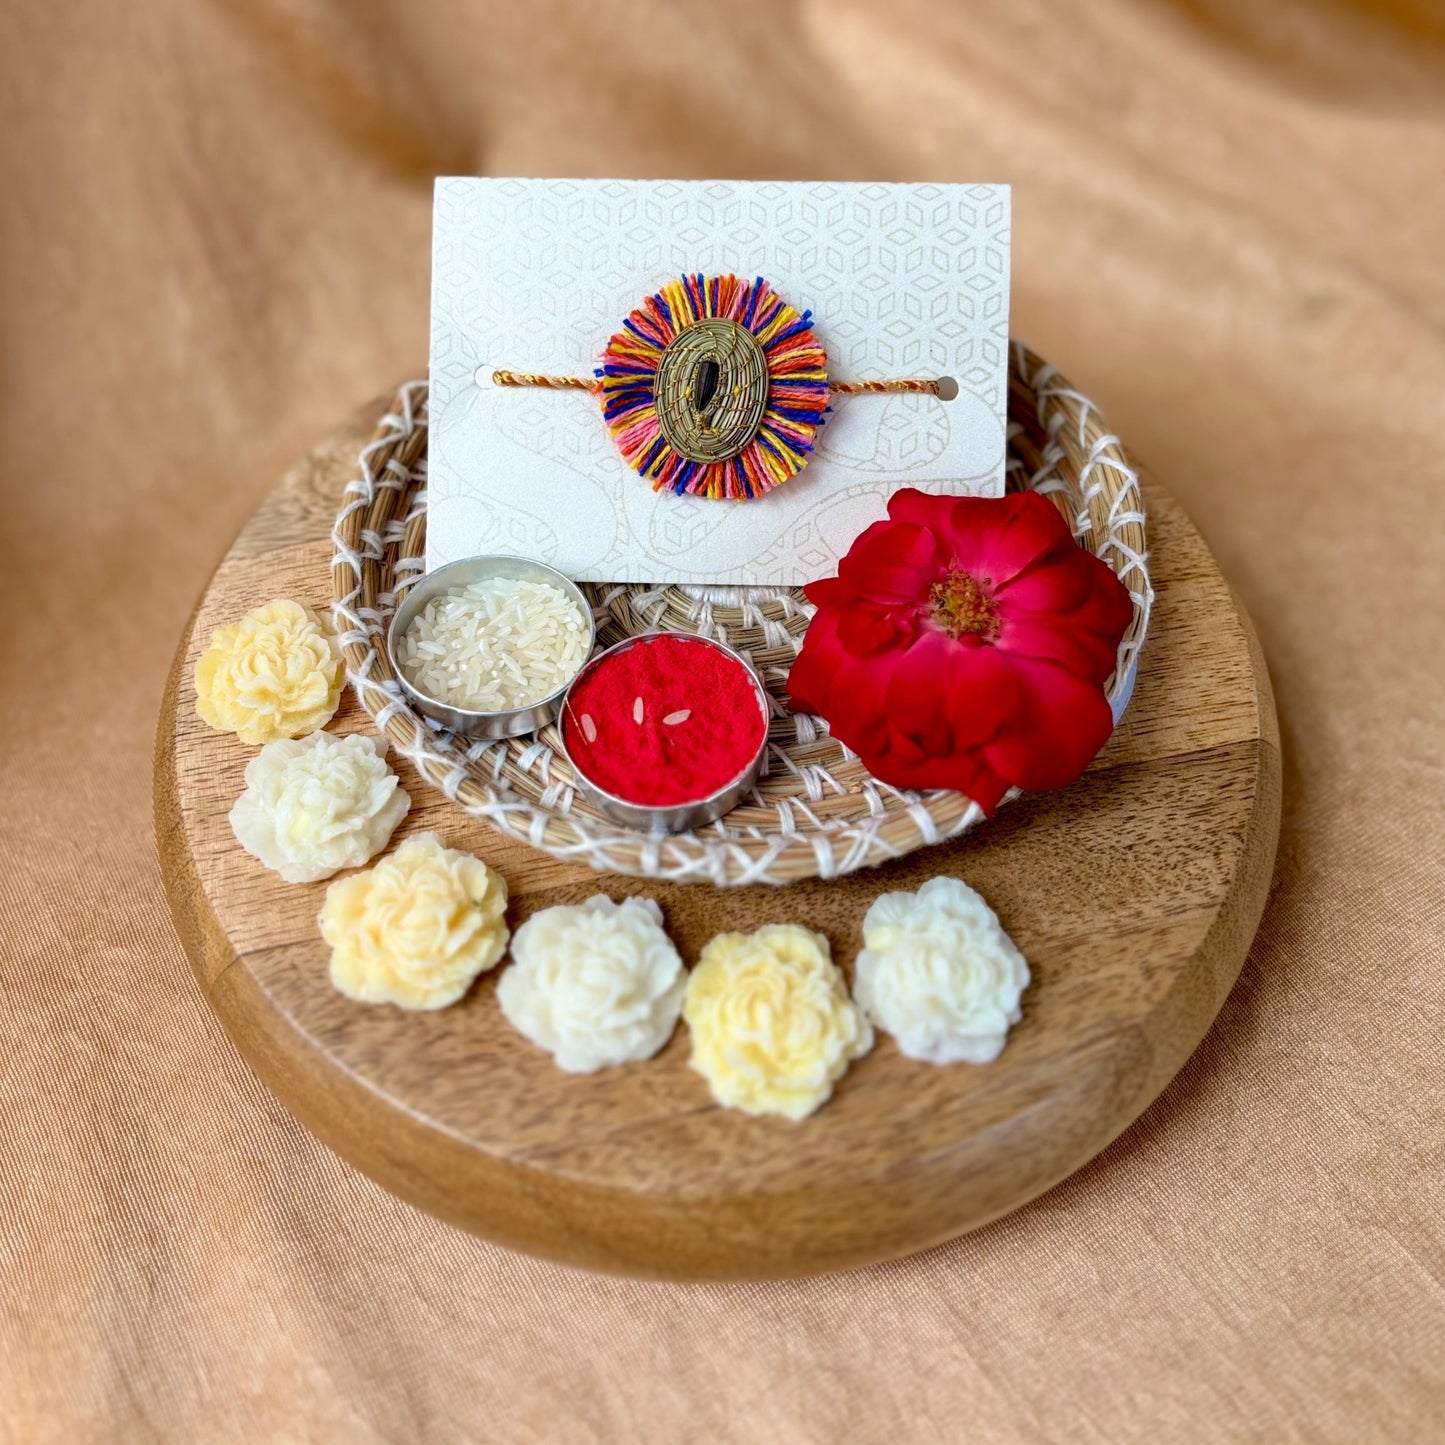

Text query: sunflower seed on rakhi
(693, 357), (720, 411)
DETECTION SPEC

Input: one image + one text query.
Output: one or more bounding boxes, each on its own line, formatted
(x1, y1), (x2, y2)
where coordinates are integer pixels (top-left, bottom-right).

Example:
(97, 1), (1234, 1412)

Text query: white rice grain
(398, 577), (589, 712)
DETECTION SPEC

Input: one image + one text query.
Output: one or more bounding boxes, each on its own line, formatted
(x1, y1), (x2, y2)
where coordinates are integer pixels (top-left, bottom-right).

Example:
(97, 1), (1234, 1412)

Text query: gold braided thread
(491, 370), (600, 391)
(491, 369), (942, 396)
(828, 378), (940, 394)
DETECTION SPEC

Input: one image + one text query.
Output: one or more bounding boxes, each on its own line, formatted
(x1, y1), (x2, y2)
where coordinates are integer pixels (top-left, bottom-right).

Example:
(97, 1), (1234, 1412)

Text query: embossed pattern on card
(429, 178), (1010, 585)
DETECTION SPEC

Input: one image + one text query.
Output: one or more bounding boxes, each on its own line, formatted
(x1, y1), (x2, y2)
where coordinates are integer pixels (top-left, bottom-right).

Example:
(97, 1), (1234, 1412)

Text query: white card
(428, 178), (1010, 585)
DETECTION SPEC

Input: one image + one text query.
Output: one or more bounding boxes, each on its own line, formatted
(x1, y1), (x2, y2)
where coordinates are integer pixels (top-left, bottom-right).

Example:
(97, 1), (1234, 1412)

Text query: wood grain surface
(155, 399), (1280, 1281)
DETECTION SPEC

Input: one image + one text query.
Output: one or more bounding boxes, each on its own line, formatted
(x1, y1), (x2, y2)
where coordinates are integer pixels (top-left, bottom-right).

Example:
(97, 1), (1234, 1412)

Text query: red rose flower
(788, 489), (1135, 815)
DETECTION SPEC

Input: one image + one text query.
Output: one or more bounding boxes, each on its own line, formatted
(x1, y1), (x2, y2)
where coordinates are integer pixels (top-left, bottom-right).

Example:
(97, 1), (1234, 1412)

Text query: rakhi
(492, 273), (954, 501)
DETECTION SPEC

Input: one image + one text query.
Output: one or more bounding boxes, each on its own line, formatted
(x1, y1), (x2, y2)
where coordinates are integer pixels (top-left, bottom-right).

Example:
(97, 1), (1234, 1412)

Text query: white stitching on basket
(329, 359), (1152, 886)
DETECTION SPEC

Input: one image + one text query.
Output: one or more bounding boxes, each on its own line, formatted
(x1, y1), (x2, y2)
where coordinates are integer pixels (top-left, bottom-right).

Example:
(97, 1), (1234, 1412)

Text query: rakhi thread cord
(492, 273), (947, 499)
(488, 373), (942, 395)
(598, 275), (830, 500)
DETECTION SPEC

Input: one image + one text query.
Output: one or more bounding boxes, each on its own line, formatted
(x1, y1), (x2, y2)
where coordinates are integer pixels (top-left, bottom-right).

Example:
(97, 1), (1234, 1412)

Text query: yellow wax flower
(195, 599), (343, 745)
(683, 924), (872, 1121)
(319, 833), (509, 1010)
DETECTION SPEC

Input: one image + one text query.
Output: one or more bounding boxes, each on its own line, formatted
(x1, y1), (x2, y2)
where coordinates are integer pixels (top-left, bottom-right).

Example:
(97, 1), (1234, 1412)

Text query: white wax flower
(497, 896), (685, 1073)
(230, 732), (411, 884)
(853, 876), (1030, 1065)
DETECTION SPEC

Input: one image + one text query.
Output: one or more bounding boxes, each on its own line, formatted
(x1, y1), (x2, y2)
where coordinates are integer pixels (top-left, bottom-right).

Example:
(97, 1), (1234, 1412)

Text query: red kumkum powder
(563, 635), (767, 807)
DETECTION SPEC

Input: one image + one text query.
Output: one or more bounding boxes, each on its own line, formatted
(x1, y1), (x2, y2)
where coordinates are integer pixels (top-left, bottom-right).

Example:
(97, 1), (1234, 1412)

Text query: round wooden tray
(155, 394), (1280, 1281)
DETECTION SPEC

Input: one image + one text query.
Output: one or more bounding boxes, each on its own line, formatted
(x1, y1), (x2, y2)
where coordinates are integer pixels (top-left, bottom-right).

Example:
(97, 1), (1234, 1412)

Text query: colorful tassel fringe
(597, 274), (830, 500)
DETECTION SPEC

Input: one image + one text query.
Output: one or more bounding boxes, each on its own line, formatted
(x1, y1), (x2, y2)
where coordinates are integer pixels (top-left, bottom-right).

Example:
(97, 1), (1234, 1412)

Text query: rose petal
(786, 611), (842, 713)
(857, 726), (1013, 815)
(993, 540), (1133, 682)
(891, 490), (1066, 587)
(999, 542), (1131, 621)
(825, 650), (901, 755)
(852, 639), (1023, 813)
(837, 605), (906, 657)
(883, 632), (955, 756)
(940, 643), (1023, 748)
(981, 655), (1116, 792)
(789, 613), (897, 755)
(802, 575), (862, 610)
(993, 542), (1094, 613)
(994, 612), (1121, 679)
(836, 518), (946, 604)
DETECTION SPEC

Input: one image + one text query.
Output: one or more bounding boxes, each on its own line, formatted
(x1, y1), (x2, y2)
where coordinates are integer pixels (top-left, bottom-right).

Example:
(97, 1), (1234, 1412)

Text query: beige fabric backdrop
(2, 1), (1441, 1439)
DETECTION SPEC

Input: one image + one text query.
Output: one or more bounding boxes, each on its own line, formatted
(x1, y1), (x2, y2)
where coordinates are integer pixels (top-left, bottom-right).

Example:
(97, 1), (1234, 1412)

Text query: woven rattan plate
(330, 344), (1151, 884)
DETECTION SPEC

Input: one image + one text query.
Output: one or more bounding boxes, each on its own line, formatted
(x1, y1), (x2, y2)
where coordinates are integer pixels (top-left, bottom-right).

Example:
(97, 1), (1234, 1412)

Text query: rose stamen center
(929, 569), (998, 639)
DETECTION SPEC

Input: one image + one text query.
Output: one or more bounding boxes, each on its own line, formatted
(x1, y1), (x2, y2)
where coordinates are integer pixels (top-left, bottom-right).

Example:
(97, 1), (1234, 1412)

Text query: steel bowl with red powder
(560, 632), (769, 833)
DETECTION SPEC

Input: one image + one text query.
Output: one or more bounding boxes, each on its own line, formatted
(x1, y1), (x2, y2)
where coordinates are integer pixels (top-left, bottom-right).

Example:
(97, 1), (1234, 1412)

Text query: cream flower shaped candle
(195, 599), (343, 744)
(319, 833), (508, 1010)
(497, 896), (684, 1073)
(683, 924), (872, 1121)
(229, 732), (410, 884)
(853, 877), (1030, 1065)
